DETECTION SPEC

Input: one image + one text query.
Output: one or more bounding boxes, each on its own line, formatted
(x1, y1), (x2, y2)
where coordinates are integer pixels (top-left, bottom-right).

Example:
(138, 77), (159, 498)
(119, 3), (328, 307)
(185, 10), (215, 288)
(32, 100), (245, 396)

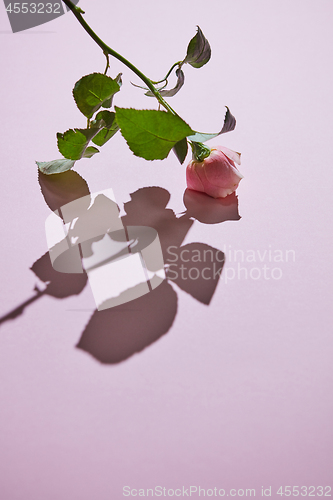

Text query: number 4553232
(5, 3), (61, 14)
(277, 486), (331, 497)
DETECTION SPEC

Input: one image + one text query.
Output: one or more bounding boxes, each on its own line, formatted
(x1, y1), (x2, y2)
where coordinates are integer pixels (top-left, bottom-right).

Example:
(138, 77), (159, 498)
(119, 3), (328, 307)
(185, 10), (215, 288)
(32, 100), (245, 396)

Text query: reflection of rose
(186, 146), (243, 199)
(183, 189), (240, 225)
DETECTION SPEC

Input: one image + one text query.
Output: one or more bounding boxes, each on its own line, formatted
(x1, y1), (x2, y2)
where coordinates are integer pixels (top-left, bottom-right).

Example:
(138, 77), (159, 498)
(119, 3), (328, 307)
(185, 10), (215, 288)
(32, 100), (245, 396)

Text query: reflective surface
(0, 1), (332, 498)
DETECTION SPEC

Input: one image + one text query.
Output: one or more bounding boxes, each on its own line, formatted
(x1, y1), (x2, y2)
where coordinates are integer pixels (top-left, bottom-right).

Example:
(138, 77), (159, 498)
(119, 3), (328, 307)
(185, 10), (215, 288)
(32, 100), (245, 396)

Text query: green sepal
(115, 107), (194, 161)
(190, 142), (211, 162)
(73, 73), (121, 119)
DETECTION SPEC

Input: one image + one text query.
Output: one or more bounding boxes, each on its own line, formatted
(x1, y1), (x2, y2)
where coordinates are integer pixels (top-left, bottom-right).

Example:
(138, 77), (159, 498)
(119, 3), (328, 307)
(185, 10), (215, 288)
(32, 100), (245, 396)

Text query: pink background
(0, 0), (332, 498)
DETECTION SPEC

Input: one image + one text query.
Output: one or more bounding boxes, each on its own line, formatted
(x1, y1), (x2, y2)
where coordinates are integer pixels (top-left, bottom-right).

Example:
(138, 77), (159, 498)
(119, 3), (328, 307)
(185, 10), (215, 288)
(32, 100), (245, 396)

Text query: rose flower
(186, 144), (243, 199)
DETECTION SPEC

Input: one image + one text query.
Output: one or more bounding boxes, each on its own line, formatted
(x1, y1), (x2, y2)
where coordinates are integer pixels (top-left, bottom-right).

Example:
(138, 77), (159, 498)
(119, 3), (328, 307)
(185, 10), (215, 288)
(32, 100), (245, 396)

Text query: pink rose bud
(186, 145), (243, 199)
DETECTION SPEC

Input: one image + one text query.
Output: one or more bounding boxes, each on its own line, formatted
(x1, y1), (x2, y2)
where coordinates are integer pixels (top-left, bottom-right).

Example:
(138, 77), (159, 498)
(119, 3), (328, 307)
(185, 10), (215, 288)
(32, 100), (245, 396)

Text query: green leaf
(173, 137), (188, 164)
(115, 107), (194, 161)
(92, 110), (119, 147)
(83, 146), (100, 158)
(73, 73), (121, 119)
(187, 107), (236, 143)
(94, 110), (115, 128)
(101, 73), (122, 109)
(184, 26), (211, 69)
(57, 127), (101, 160)
(146, 68), (185, 98)
(36, 159), (76, 175)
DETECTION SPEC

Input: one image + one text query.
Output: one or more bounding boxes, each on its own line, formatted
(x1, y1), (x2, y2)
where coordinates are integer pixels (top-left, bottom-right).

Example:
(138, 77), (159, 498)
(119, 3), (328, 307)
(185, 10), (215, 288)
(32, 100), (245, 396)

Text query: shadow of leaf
(77, 280), (177, 363)
(166, 242), (225, 305)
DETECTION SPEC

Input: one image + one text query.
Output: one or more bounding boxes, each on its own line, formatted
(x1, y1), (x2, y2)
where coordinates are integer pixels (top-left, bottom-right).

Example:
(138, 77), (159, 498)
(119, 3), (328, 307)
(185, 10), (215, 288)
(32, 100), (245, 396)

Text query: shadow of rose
(0, 170), (241, 365)
(76, 185), (240, 363)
